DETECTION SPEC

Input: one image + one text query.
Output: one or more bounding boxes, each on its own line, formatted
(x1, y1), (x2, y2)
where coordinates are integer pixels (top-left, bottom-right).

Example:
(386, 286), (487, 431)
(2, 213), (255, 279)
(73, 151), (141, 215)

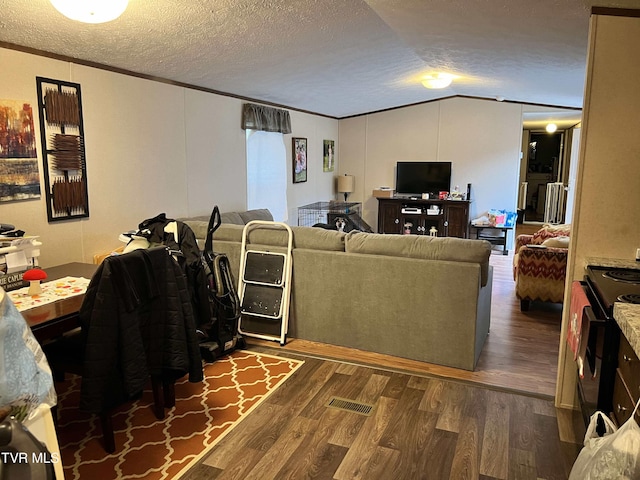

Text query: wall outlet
(636, 248), (640, 261)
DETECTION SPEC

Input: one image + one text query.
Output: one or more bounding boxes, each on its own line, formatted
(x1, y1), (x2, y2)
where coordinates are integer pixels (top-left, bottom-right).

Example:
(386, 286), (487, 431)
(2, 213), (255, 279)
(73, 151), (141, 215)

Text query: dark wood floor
(181, 245), (585, 480)
(182, 349), (582, 480)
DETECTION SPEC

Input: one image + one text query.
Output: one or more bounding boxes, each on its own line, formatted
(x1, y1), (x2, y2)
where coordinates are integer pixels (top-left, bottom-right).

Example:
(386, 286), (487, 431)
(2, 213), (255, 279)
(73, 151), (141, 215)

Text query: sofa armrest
(515, 246), (568, 303)
(515, 234), (534, 254)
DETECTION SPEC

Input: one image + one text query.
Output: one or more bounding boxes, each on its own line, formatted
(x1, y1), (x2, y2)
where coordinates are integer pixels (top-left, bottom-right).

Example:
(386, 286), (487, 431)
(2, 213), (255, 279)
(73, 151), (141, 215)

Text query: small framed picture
(323, 140), (335, 172)
(292, 137), (307, 183)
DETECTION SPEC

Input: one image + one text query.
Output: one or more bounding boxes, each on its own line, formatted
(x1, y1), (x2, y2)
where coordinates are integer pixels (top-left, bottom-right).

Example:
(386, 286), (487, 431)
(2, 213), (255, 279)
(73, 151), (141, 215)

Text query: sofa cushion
(182, 220), (209, 240)
(238, 209), (273, 224)
(183, 209), (274, 240)
(345, 232), (491, 286)
(292, 227), (345, 251)
(211, 223), (290, 247)
(180, 209), (273, 228)
(221, 212), (245, 225)
(221, 225), (345, 251)
(212, 224), (244, 242)
(180, 213), (244, 236)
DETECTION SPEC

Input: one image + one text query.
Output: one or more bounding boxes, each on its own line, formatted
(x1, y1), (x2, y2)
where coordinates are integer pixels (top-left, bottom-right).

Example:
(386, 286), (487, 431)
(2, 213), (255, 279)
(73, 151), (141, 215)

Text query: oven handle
(584, 277), (609, 321)
(580, 280), (608, 324)
(582, 304), (598, 378)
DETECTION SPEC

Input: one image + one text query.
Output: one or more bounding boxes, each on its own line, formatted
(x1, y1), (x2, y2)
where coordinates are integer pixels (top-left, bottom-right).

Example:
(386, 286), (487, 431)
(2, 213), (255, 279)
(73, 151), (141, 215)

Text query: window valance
(242, 103), (292, 134)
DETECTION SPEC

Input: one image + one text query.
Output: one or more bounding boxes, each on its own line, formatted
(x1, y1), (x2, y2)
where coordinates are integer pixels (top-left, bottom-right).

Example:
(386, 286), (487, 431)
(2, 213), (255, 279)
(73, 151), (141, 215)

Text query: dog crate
(297, 201), (372, 232)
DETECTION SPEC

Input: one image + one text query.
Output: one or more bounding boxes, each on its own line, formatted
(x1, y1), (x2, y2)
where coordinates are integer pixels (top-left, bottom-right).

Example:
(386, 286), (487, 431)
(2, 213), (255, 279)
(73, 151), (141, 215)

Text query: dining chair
(45, 246), (203, 453)
(45, 332), (168, 454)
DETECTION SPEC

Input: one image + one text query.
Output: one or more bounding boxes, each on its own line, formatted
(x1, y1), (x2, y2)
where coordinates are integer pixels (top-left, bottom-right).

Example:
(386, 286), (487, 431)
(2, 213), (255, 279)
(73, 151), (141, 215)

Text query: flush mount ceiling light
(546, 123), (558, 133)
(421, 73), (454, 89)
(50, 0), (128, 23)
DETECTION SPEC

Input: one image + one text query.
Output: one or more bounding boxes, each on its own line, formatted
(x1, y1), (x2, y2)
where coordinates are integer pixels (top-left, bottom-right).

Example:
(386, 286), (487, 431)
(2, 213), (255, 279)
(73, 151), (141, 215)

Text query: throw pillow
(542, 236), (570, 248)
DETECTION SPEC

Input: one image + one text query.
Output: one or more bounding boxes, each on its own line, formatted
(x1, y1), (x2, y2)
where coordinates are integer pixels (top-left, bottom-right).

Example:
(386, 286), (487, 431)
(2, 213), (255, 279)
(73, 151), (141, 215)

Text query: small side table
(470, 224), (513, 255)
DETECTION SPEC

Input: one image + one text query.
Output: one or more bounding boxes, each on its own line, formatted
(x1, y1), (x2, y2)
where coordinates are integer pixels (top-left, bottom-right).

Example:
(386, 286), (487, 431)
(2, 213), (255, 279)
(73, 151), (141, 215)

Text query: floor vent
(326, 397), (374, 416)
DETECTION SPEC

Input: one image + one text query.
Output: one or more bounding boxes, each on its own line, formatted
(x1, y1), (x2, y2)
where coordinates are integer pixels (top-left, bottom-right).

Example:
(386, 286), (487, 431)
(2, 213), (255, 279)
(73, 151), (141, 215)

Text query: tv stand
(394, 194), (419, 200)
(377, 198), (470, 238)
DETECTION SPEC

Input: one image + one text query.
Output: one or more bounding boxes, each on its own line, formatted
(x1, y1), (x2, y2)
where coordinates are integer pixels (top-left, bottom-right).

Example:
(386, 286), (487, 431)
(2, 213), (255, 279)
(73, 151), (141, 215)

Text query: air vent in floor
(326, 397), (374, 416)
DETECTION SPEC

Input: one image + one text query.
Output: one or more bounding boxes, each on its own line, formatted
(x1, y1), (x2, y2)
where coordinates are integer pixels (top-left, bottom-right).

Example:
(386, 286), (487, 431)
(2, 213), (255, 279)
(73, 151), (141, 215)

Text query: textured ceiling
(1, 0), (638, 121)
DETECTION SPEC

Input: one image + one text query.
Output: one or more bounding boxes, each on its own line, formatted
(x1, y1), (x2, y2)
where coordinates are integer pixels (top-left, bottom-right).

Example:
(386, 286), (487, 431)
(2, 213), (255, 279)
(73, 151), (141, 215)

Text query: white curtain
(246, 130), (288, 222)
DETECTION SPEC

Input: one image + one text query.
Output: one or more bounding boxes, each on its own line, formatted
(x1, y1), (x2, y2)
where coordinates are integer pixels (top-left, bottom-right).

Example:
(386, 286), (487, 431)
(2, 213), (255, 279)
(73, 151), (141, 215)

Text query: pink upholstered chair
(513, 224), (571, 311)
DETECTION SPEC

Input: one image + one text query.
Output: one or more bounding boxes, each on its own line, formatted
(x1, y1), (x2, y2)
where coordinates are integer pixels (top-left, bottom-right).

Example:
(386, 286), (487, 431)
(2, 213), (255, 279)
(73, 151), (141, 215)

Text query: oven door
(576, 282), (620, 426)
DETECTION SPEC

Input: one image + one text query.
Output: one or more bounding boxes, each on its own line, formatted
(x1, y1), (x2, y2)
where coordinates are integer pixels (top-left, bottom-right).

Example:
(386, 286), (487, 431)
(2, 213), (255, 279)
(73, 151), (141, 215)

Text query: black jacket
(79, 247), (203, 413)
(137, 213), (212, 330)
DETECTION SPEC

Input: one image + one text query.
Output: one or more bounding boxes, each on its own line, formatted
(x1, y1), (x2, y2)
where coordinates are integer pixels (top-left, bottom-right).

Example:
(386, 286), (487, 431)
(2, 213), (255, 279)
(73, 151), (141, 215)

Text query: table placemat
(8, 276), (91, 312)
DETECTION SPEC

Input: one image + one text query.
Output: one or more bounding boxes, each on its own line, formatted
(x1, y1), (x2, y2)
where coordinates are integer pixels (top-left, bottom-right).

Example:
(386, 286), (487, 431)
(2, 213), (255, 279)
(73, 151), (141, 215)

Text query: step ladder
(237, 221), (293, 346)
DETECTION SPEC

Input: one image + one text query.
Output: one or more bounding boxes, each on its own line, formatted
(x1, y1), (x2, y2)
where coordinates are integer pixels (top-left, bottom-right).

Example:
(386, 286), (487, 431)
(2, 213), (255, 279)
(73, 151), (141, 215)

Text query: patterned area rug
(55, 350), (303, 479)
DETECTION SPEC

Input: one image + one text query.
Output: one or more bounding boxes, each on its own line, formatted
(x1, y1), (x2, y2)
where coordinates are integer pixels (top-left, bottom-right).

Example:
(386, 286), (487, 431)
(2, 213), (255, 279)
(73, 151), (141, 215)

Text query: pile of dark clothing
(125, 213), (212, 330)
(79, 246), (203, 413)
(78, 213), (216, 413)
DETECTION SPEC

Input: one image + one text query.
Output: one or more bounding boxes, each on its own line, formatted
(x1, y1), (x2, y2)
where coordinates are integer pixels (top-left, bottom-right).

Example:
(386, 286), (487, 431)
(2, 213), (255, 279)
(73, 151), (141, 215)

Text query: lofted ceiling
(1, 0), (638, 124)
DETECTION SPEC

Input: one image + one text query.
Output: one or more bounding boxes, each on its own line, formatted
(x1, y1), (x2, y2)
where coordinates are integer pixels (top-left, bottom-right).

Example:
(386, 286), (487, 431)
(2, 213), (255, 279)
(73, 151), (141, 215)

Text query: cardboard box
(372, 189), (394, 198)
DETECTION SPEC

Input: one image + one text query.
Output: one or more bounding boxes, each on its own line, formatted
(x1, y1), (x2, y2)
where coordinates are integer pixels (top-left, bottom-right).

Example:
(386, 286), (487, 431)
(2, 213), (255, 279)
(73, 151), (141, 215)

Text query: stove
(586, 265), (640, 316)
(603, 269), (640, 283)
(618, 293), (640, 304)
(577, 265), (640, 428)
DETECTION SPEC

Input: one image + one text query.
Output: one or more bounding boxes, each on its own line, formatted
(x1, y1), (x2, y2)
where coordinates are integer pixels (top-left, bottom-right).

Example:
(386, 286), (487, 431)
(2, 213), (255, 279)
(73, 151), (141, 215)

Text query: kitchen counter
(586, 257), (640, 270)
(614, 302), (640, 358)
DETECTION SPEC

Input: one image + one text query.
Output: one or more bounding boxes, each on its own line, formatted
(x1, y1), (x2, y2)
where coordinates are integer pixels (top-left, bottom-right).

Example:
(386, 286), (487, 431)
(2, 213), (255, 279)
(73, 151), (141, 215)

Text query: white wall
(339, 97), (524, 240)
(285, 111), (339, 223)
(184, 90), (248, 215)
(0, 47), (337, 267)
(72, 65), (190, 258)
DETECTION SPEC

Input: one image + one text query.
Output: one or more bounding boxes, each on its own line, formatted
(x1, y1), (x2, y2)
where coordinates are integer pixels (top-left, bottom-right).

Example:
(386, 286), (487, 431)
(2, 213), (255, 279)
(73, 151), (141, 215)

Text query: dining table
(8, 262), (96, 479)
(19, 262), (97, 343)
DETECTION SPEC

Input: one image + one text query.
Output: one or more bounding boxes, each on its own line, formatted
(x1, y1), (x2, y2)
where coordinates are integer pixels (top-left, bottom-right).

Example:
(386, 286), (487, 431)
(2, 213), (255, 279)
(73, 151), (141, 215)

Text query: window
(246, 130), (288, 222)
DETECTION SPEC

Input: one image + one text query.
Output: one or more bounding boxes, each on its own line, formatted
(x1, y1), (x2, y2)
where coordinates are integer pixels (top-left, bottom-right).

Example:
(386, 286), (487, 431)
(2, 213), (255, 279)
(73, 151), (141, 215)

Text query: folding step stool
(237, 221), (293, 346)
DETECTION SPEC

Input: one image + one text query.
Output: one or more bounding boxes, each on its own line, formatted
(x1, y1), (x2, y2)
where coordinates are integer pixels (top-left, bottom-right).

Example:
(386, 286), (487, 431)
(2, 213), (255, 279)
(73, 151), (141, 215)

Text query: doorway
(524, 131), (564, 222)
(519, 107), (582, 225)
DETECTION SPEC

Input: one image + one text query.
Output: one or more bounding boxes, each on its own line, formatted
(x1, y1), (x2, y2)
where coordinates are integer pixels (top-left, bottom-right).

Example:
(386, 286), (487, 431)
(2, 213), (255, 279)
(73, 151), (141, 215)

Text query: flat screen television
(395, 161), (452, 197)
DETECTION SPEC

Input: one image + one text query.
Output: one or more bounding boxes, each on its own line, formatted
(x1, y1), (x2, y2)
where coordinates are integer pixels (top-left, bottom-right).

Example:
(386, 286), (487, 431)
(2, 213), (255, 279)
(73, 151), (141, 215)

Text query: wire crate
(297, 202), (372, 232)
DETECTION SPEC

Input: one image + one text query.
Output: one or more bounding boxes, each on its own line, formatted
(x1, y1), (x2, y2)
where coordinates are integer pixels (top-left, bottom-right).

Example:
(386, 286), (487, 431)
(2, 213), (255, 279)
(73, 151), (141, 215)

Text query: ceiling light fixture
(421, 73), (454, 89)
(50, 0), (129, 24)
(546, 123), (558, 133)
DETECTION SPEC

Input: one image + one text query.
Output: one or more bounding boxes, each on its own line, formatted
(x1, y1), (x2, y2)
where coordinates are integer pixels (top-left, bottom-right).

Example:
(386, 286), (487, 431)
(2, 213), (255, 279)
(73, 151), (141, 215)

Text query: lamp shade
(50, 0), (128, 23)
(337, 175), (354, 194)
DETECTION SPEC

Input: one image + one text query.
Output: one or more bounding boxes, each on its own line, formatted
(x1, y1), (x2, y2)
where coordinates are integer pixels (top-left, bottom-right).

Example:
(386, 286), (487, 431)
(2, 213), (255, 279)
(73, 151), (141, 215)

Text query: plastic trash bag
(0, 287), (56, 422)
(568, 402), (640, 480)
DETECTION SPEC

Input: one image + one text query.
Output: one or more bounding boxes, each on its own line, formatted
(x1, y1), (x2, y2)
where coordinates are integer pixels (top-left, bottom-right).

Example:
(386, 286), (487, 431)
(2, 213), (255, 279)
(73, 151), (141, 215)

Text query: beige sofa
(183, 211), (493, 371)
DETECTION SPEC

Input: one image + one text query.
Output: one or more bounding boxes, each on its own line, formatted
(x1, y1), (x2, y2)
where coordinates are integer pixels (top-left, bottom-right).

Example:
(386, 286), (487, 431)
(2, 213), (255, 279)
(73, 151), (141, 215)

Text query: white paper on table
(6, 250), (28, 273)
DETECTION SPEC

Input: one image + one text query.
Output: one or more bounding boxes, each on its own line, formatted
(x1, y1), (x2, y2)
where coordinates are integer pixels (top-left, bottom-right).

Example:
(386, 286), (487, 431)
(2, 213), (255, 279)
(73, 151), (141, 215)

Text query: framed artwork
(0, 99), (41, 202)
(292, 137), (307, 183)
(323, 140), (335, 172)
(36, 77), (89, 222)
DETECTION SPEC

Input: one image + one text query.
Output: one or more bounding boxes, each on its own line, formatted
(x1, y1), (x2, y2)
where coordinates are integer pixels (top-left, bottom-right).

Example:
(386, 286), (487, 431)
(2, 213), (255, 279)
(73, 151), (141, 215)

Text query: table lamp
(337, 174), (354, 202)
